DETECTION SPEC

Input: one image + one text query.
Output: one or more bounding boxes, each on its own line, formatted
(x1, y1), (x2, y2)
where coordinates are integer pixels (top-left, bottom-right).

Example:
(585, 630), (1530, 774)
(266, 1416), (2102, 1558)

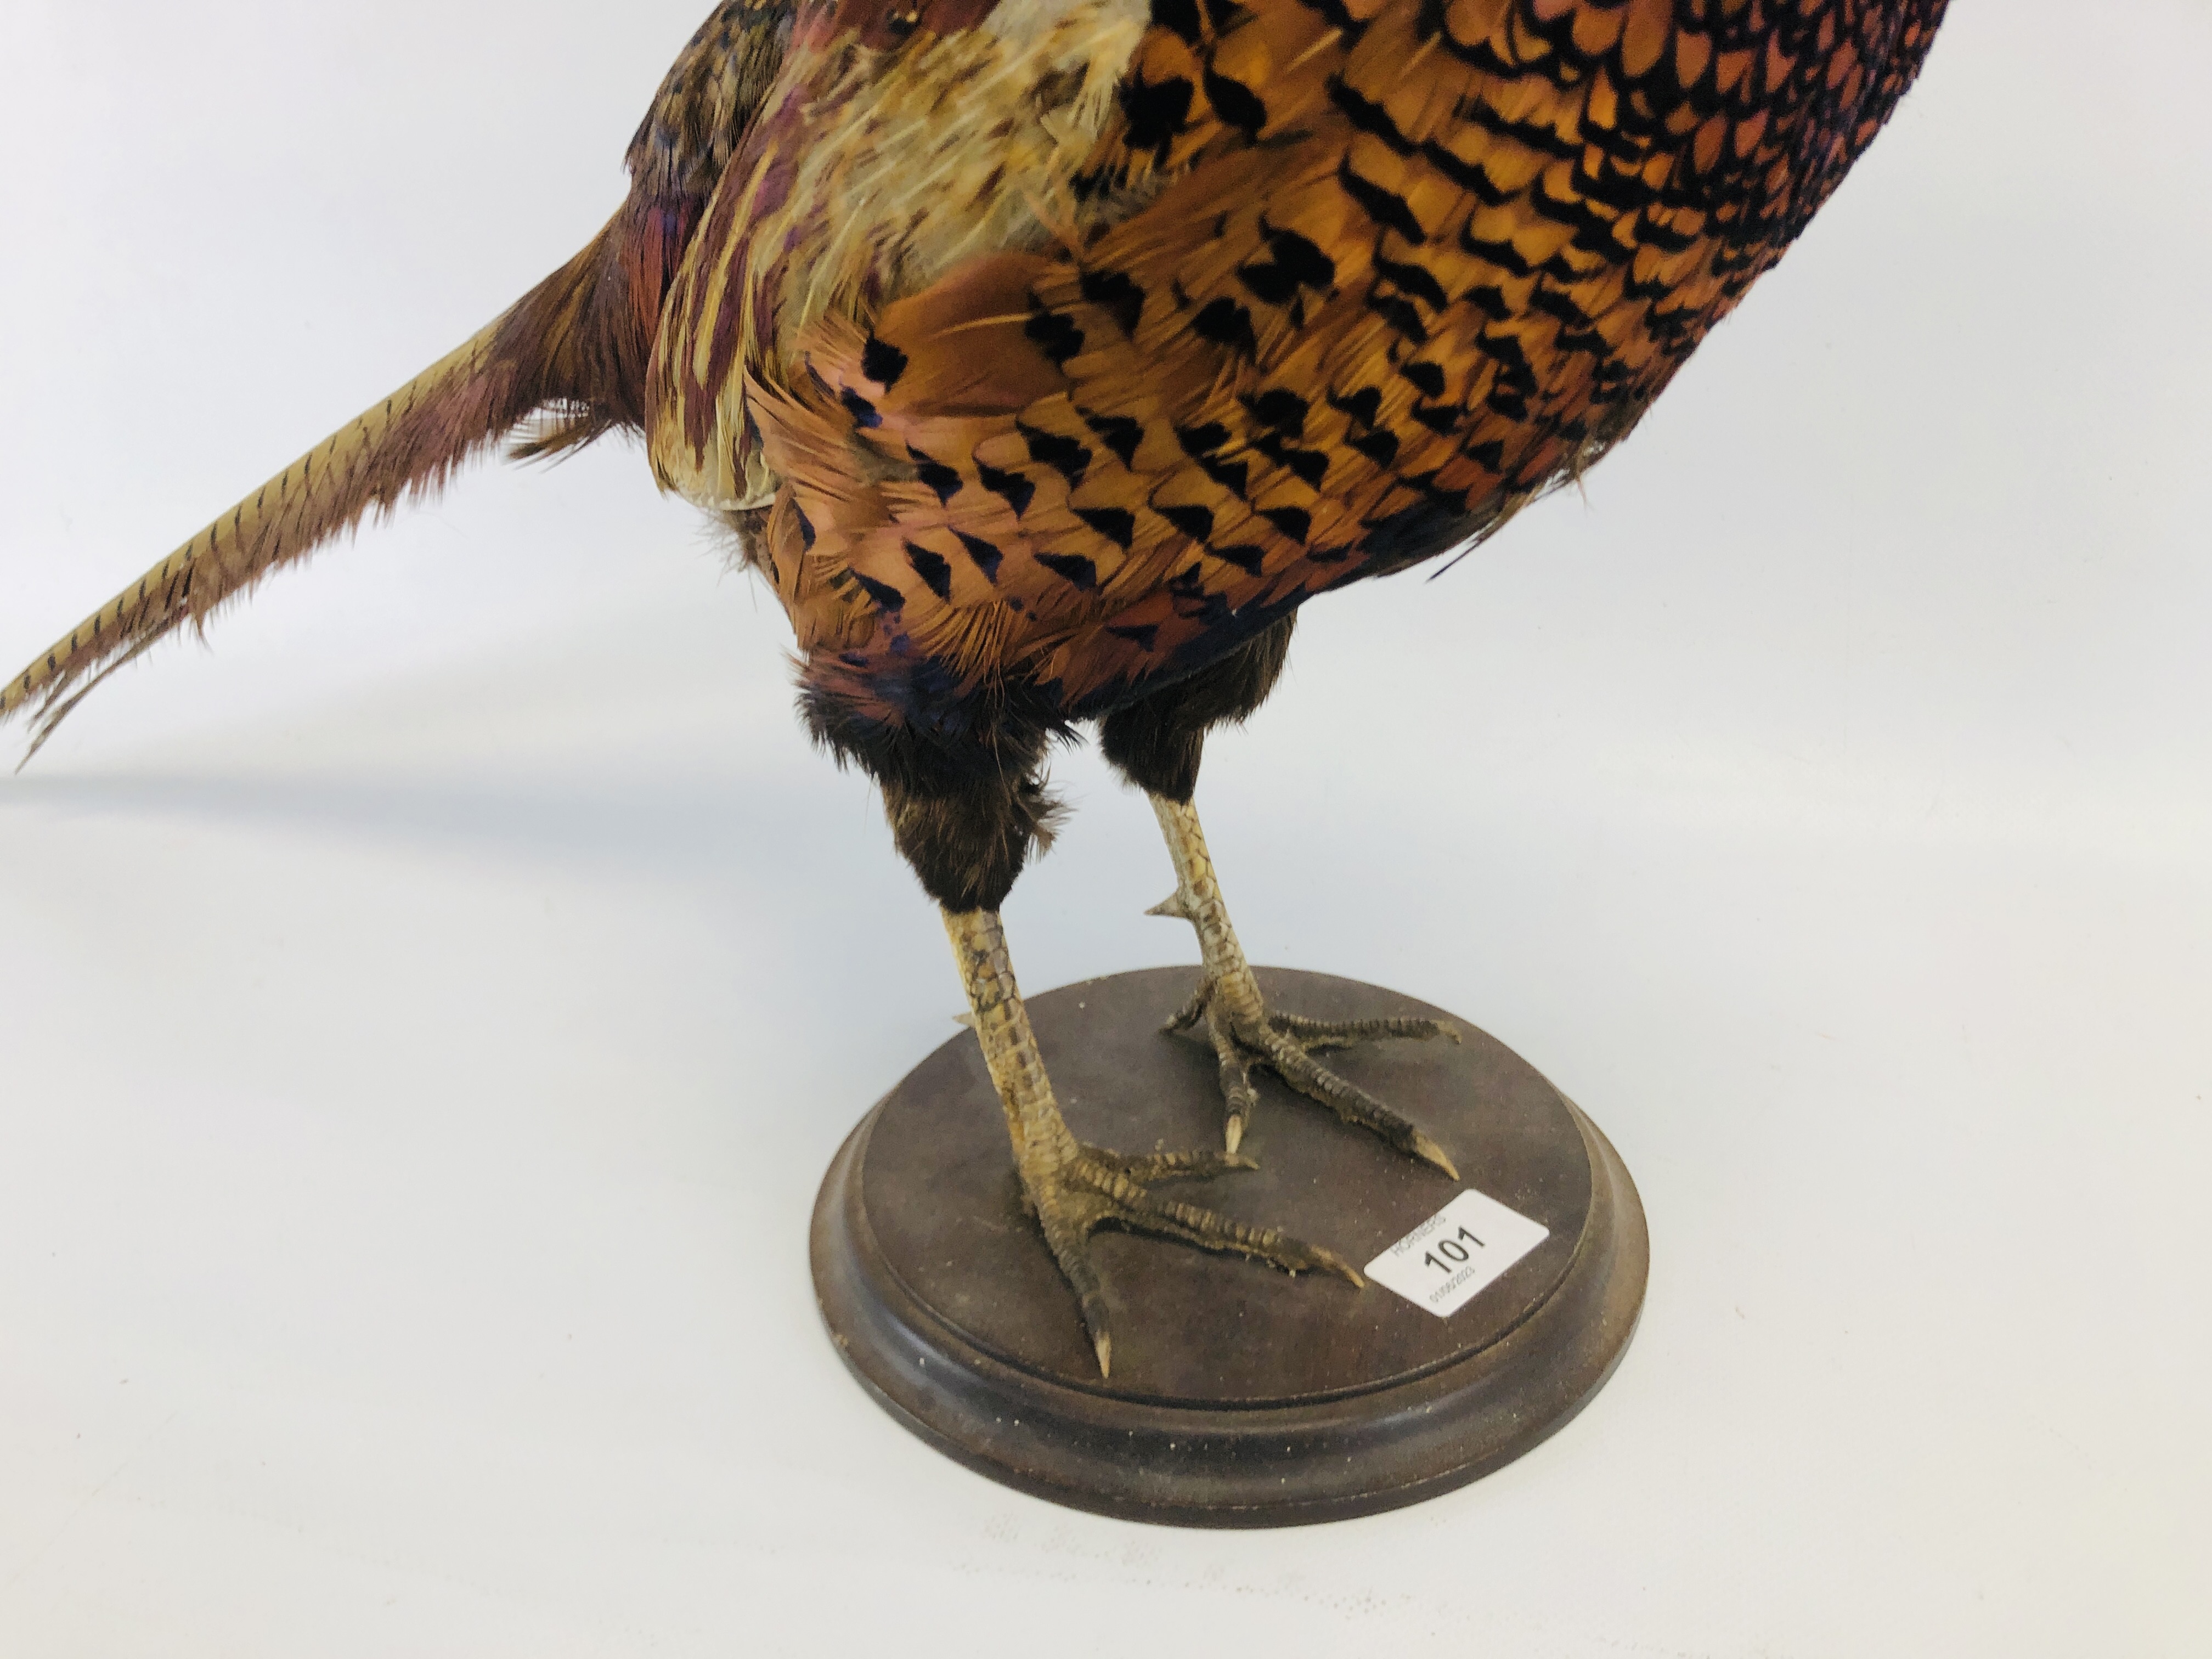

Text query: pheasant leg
(1147, 794), (1460, 1176)
(944, 907), (1359, 1378)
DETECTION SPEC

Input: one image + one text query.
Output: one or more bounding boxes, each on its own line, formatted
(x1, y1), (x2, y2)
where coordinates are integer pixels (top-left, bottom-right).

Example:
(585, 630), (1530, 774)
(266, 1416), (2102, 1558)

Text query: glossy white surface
(2, 3), (2207, 1654)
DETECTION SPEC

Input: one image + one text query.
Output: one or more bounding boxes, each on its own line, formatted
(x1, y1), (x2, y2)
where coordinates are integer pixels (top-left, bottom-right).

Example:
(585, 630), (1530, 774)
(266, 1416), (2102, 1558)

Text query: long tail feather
(1, 0), (803, 763)
(1, 232), (625, 763)
(4, 325), (546, 762)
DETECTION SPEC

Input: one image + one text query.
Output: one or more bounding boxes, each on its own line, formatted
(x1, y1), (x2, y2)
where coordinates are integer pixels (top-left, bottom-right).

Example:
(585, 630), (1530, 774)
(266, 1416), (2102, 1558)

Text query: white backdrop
(2, 2), (2206, 1654)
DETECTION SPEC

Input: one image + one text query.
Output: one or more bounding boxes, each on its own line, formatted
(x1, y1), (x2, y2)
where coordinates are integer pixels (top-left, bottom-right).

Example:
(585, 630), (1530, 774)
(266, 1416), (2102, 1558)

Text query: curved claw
(1405, 1128), (1460, 1182)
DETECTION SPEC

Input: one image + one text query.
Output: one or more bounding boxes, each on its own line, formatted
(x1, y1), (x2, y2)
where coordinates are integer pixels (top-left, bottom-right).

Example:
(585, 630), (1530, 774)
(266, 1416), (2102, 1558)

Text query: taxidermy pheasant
(5, 0), (1948, 1374)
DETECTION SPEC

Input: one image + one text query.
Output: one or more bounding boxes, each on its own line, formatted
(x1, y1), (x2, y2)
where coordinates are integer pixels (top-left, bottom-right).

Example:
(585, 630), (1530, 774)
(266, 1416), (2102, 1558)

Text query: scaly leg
(944, 907), (1359, 1376)
(1147, 794), (1460, 1176)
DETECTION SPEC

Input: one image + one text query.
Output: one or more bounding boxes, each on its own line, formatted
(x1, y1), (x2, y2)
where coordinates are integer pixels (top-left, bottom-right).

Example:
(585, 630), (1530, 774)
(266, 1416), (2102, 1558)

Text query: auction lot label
(1365, 1189), (1549, 1318)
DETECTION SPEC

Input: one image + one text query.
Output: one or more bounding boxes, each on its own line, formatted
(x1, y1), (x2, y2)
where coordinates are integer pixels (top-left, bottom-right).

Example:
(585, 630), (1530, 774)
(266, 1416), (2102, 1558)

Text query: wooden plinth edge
(809, 968), (1649, 1528)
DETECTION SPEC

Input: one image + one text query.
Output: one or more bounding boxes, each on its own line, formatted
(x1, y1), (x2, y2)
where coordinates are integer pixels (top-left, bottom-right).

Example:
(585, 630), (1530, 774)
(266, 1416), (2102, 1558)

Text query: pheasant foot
(1159, 970), (1459, 1173)
(945, 906), (1359, 1378)
(1148, 794), (1460, 1175)
(1019, 1141), (1361, 1379)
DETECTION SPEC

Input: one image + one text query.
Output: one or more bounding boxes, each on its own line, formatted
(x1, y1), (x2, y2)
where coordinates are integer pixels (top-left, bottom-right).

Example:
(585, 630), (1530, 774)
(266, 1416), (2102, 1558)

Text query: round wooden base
(810, 967), (1646, 1527)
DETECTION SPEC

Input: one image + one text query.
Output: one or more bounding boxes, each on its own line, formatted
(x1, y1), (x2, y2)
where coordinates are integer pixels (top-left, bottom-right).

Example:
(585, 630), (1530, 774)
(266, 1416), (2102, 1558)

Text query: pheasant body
(646, 0), (1949, 760)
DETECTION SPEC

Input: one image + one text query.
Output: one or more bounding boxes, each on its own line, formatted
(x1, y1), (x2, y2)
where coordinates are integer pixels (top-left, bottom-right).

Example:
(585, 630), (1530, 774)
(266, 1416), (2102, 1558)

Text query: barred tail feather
(1, 219), (638, 763)
(2, 331), (495, 758)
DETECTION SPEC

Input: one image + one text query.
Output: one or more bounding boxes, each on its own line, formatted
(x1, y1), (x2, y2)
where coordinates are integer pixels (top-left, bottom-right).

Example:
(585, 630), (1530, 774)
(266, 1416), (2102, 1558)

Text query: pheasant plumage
(638, 0), (1945, 747)
(4, 0), (1948, 1372)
